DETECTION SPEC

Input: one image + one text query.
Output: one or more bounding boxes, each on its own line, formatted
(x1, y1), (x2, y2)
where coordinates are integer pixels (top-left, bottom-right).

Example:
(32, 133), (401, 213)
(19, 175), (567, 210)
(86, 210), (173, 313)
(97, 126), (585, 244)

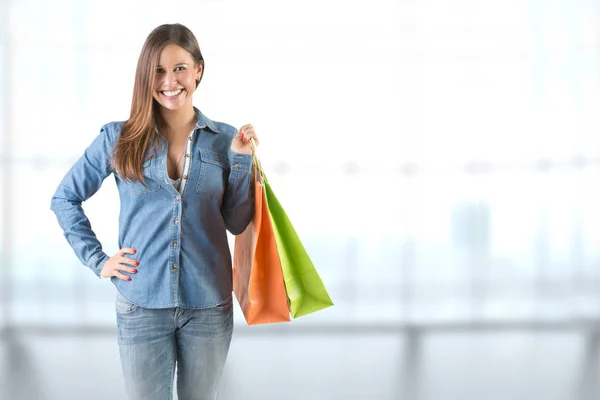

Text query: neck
(159, 105), (197, 135)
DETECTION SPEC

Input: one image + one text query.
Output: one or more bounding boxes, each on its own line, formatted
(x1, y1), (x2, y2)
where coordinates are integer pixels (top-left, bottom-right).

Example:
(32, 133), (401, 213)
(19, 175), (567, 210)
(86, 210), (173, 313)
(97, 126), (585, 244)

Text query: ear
(195, 63), (204, 82)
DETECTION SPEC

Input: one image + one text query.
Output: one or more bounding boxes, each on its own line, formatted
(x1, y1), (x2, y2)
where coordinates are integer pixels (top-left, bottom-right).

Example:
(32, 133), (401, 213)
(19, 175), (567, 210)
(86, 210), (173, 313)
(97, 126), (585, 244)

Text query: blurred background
(1, 0), (600, 399)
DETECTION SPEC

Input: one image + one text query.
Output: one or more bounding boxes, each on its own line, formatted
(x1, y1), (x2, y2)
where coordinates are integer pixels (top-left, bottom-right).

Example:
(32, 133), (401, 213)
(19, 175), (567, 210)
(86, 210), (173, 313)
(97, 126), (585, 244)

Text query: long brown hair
(112, 23), (205, 184)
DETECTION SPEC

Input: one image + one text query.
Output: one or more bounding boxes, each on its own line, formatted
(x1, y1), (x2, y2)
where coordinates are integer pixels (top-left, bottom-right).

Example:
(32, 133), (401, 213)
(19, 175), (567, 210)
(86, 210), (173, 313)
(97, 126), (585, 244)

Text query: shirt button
(173, 242), (178, 247)
(182, 175), (188, 180)
(174, 218), (179, 225)
(186, 154), (190, 158)
(234, 163), (240, 168)
(175, 196), (180, 201)
(172, 264), (177, 270)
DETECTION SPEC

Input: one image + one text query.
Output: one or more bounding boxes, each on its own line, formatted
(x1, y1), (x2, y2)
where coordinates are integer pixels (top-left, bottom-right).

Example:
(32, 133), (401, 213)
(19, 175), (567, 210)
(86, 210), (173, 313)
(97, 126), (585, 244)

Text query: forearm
(51, 187), (108, 276)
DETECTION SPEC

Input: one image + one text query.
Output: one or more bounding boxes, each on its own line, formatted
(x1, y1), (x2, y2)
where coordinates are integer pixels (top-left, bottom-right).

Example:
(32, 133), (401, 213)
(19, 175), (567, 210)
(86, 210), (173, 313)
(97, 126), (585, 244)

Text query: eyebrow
(156, 63), (189, 67)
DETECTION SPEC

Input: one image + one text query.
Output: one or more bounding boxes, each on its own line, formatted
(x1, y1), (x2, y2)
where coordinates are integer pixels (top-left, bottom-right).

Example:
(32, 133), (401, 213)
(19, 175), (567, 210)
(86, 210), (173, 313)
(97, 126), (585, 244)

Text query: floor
(1, 323), (598, 400)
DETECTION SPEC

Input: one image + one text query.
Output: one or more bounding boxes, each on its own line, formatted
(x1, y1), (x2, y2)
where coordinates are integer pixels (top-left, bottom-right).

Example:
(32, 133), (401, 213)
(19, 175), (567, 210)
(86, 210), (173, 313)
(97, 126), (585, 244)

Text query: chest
(121, 132), (231, 200)
(166, 138), (190, 179)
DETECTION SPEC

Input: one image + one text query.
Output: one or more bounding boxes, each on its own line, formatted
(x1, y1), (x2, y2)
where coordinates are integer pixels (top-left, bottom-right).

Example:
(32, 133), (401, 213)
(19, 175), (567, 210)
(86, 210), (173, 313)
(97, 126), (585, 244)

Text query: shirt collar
(194, 107), (220, 134)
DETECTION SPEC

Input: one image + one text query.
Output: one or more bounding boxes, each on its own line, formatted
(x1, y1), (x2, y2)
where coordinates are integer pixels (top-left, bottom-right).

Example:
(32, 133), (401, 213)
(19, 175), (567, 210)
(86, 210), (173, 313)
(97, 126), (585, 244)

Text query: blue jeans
(115, 293), (234, 400)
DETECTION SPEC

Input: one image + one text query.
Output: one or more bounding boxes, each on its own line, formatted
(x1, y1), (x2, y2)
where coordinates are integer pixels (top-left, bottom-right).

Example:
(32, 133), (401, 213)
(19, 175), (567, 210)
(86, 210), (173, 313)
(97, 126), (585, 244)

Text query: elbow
(222, 192), (255, 235)
(225, 219), (251, 236)
(50, 195), (61, 213)
(50, 188), (81, 215)
(223, 206), (254, 235)
(50, 194), (68, 214)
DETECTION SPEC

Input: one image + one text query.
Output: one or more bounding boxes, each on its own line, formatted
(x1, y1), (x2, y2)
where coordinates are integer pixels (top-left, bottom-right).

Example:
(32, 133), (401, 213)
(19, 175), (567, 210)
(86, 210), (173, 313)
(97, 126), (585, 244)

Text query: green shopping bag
(263, 181), (334, 318)
(249, 139), (334, 318)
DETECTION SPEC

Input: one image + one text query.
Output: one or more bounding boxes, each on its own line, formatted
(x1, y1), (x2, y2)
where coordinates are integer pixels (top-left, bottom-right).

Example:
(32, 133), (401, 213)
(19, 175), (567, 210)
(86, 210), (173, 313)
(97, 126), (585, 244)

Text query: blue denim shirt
(50, 108), (254, 309)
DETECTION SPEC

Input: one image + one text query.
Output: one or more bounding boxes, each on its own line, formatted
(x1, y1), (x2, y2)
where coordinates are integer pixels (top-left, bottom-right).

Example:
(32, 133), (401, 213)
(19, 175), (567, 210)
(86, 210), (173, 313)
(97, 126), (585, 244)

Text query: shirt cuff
(87, 252), (110, 278)
(229, 152), (253, 173)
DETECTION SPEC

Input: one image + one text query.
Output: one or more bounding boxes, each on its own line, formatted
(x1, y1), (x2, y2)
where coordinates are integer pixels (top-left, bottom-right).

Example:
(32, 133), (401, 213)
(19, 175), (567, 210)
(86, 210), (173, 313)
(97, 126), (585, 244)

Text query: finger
(120, 256), (139, 267)
(239, 130), (250, 141)
(118, 263), (138, 274)
(239, 125), (254, 137)
(113, 270), (131, 281)
(242, 127), (255, 136)
(241, 131), (256, 142)
(120, 247), (137, 256)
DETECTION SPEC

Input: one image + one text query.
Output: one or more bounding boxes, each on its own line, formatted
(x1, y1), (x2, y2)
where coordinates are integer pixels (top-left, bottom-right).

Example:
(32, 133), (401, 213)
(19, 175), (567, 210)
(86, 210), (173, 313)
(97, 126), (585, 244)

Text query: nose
(162, 71), (178, 87)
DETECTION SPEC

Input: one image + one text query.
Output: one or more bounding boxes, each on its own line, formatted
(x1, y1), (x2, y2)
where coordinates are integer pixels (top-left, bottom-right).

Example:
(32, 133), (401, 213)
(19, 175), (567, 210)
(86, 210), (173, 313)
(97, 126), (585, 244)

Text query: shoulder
(213, 120), (237, 137)
(99, 120), (127, 143)
(200, 112), (237, 139)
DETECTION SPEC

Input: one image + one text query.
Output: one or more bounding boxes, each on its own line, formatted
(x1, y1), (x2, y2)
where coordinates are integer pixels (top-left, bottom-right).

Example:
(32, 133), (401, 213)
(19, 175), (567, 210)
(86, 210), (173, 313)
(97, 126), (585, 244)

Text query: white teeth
(163, 89), (182, 97)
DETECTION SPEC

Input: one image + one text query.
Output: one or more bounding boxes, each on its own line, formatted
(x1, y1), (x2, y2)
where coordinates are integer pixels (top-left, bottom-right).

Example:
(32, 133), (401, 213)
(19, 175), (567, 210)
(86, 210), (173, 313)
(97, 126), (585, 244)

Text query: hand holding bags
(233, 139), (333, 325)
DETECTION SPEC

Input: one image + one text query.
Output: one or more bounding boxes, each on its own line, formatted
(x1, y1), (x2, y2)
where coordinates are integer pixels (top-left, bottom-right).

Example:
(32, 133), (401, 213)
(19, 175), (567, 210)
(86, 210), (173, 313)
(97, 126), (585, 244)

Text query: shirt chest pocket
(195, 149), (230, 199)
(129, 158), (161, 196)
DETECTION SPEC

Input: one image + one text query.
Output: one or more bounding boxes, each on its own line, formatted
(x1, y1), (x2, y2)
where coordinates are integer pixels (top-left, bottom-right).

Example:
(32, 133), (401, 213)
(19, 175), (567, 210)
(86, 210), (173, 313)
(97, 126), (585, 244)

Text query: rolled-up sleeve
(221, 151), (254, 235)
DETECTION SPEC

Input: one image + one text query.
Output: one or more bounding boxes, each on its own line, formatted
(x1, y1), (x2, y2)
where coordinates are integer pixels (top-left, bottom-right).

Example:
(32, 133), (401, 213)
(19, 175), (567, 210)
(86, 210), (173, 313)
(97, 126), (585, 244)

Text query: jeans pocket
(116, 293), (138, 315)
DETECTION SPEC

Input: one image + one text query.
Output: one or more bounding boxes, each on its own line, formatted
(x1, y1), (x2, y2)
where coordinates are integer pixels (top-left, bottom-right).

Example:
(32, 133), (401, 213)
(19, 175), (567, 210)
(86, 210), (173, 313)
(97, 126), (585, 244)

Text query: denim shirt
(50, 108), (254, 309)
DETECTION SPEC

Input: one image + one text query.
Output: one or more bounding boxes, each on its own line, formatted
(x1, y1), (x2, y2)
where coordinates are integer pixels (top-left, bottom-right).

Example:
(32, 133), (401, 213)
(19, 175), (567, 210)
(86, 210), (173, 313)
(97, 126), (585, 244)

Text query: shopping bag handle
(249, 138), (265, 184)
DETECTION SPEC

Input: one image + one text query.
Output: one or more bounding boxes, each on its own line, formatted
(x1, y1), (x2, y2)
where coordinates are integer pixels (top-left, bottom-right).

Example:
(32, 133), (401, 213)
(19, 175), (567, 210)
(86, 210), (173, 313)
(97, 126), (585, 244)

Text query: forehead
(158, 44), (194, 65)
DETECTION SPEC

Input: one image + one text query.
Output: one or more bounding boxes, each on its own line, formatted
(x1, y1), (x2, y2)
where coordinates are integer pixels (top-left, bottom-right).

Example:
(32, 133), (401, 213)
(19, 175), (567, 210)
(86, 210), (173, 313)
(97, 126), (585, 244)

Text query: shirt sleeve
(221, 151), (255, 235)
(50, 124), (115, 277)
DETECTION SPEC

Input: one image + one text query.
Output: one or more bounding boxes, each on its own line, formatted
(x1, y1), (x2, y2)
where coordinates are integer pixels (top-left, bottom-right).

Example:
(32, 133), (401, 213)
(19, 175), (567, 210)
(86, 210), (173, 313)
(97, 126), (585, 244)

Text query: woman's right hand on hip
(100, 248), (139, 281)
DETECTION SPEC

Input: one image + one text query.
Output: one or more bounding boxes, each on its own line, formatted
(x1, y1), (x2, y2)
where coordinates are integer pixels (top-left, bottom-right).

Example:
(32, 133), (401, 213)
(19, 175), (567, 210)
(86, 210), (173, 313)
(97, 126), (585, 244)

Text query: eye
(156, 67), (164, 74)
(175, 66), (186, 71)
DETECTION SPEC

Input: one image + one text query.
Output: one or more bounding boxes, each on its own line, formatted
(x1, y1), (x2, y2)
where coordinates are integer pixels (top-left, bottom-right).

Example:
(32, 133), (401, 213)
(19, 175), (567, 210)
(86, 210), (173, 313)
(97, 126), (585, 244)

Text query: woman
(50, 23), (258, 400)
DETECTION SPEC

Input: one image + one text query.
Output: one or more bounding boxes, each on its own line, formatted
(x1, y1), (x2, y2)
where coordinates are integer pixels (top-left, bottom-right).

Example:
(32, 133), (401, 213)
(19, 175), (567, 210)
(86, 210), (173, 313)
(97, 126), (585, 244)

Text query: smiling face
(152, 44), (203, 112)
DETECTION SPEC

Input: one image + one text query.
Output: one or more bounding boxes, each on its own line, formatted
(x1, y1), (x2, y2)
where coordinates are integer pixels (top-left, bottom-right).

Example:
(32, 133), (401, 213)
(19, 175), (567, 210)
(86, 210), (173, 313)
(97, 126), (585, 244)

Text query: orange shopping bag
(233, 170), (291, 325)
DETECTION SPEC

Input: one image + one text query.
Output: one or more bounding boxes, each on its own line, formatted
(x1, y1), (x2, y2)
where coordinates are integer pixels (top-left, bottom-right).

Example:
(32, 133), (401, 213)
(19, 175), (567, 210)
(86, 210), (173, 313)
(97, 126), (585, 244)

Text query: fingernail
(133, 249), (137, 254)
(132, 269), (138, 273)
(135, 261), (140, 266)
(127, 277), (131, 281)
